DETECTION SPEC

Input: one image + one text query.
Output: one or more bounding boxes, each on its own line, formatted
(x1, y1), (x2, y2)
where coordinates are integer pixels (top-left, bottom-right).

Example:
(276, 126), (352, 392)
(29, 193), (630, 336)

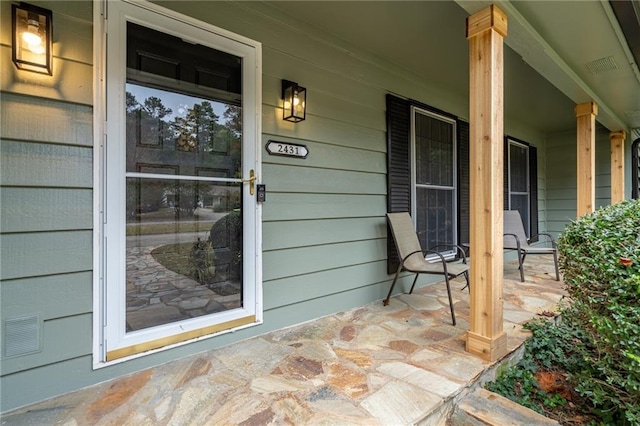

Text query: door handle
(243, 169), (256, 195)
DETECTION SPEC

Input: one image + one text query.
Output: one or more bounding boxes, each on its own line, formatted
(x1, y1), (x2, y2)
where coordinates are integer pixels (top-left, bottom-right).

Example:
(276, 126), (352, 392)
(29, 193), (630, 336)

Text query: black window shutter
(529, 146), (539, 242)
(386, 94), (411, 274)
(457, 120), (470, 245)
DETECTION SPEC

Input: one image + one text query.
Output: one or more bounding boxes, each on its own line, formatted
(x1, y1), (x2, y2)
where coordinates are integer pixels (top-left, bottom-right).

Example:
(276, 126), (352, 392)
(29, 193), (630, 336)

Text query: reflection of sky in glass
(126, 83), (227, 122)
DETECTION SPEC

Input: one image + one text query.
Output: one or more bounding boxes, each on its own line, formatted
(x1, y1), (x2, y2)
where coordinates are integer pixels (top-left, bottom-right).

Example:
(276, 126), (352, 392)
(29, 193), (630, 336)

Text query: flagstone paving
(1, 257), (566, 425)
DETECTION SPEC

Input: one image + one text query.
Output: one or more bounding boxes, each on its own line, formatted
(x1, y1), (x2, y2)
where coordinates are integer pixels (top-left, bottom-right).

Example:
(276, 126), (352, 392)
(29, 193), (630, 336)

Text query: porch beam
(465, 4), (508, 362)
(575, 102), (598, 217)
(610, 130), (626, 204)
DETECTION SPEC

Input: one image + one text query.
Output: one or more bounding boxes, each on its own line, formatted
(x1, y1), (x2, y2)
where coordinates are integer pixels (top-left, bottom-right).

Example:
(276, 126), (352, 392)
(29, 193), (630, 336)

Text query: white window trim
(410, 106), (458, 261)
(92, 0), (263, 368)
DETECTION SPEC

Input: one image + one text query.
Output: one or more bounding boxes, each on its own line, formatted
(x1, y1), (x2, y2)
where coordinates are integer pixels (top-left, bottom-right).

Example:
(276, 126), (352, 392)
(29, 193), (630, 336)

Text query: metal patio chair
(383, 212), (469, 325)
(503, 210), (560, 282)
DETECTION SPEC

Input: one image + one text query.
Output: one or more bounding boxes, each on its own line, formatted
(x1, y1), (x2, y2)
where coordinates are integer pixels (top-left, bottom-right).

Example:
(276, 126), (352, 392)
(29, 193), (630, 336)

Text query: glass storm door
(101, 1), (261, 362)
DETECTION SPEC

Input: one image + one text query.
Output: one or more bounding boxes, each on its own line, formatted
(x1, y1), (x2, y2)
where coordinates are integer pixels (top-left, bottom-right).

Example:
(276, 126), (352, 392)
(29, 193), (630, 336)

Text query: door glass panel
(125, 22), (244, 333)
(126, 178), (242, 331)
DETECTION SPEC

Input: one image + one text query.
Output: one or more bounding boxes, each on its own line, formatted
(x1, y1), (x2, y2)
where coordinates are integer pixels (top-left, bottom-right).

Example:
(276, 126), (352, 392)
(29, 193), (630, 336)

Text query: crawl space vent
(3, 315), (41, 358)
(586, 56), (618, 75)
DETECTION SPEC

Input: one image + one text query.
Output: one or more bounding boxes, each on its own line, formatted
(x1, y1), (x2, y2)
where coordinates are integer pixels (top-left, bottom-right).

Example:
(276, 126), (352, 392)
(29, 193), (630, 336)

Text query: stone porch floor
(1, 257), (566, 425)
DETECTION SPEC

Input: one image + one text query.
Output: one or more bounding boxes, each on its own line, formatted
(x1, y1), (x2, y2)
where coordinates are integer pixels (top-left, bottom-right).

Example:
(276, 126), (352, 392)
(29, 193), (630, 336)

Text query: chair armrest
(503, 232), (523, 250)
(529, 233), (556, 247)
(428, 244), (468, 264)
(401, 249), (449, 273)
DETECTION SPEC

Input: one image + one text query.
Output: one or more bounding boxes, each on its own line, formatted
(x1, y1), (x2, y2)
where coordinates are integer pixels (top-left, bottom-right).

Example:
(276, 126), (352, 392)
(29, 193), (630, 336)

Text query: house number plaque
(266, 140), (309, 159)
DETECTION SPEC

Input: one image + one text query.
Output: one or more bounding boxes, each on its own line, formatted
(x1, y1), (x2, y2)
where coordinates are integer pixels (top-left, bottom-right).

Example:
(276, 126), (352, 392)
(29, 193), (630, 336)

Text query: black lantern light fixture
(12, 2), (53, 75)
(282, 80), (306, 123)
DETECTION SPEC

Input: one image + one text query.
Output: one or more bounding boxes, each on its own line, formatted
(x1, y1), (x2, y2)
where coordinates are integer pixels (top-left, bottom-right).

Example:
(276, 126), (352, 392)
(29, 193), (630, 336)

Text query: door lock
(243, 169), (256, 195)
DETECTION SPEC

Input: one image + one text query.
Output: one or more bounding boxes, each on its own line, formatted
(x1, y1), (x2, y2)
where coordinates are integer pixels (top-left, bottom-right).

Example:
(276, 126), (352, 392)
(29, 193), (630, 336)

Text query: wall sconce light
(282, 80), (306, 122)
(12, 2), (53, 75)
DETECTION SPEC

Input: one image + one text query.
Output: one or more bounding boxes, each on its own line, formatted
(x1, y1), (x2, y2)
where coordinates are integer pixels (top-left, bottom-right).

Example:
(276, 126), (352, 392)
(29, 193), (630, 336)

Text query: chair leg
(461, 271), (470, 292)
(408, 273), (420, 294)
(383, 266), (403, 306)
(552, 251), (560, 281)
(444, 275), (456, 326)
(517, 251), (525, 282)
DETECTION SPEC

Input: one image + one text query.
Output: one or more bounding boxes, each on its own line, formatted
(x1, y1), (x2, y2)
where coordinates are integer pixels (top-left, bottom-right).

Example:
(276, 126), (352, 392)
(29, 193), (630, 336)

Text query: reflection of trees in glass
(126, 91), (242, 219)
(174, 101), (219, 152)
(223, 105), (242, 177)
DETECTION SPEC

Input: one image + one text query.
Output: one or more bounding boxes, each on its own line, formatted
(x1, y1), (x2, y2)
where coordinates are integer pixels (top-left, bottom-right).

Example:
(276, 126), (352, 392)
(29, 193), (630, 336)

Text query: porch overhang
(455, 0), (633, 133)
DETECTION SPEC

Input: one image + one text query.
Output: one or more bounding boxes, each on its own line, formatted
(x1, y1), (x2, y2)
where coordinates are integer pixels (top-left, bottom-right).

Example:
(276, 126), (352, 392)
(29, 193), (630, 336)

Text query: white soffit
(454, 0), (628, 132)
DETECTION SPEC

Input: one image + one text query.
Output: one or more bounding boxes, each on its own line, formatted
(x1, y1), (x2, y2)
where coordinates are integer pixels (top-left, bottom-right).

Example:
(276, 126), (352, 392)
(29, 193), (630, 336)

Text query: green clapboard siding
(263, 239), (387, 281)
(262, 105), (386, 153)
(263, 217), (387, 251)
(0, 141), (93, 188)
(264, 260), (421, 310)
(263, 164), (385, 195)
(263, 49), (383, 114)
(262, 134), (386, 173)
(1, 313), (92, 376)
(0, 231), (92, 280)
(1, 272), (92, 320)
(1, 188), (92, 233)
(262, 75), (385, 132)
(0, 93), (93, 145)
(262, 193), (387, 221)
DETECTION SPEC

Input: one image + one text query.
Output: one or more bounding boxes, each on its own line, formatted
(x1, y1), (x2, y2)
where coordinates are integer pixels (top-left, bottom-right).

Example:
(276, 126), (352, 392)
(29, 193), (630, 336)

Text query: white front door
(97, 0), (262, 363)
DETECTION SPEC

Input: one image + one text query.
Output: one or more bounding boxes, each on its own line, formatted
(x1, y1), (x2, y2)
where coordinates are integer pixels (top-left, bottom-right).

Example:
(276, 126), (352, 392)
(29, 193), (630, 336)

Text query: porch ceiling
(261, 0), (640, 135)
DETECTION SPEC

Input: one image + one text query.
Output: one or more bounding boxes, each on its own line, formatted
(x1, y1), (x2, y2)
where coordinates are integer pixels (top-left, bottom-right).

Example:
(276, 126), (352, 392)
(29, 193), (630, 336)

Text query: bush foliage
(556, 200), (640, 424)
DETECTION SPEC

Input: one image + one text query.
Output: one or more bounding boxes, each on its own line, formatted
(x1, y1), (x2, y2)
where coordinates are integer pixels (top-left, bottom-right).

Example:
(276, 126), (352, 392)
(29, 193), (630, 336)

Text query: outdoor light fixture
(282, 80), (306, 122)
(12, 2), (53, 75)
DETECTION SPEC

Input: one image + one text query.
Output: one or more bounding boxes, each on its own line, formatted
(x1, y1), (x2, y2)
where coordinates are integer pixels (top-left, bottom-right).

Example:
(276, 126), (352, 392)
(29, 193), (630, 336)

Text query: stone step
(449, 388), (560, 426)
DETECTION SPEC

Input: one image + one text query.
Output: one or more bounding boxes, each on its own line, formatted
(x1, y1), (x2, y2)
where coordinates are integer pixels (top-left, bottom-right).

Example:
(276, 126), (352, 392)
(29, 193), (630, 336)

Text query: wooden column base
(466, 330), (508, 361)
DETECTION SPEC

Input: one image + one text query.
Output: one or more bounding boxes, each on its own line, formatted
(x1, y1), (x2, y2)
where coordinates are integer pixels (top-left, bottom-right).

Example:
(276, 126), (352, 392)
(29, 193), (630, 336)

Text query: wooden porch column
(465, 5), (508, 362)
(610, 130), (626, 204)
(575, 102), (598, 217)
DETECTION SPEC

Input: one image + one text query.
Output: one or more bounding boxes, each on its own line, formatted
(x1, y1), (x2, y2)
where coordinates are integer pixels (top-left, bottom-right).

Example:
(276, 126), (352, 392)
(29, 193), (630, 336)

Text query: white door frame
(92, 0), (262, 367)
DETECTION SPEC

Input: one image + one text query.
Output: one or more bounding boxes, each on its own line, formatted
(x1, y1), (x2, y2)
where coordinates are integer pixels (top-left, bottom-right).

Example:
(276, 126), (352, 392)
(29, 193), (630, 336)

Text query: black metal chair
(503, 210), (560, 282)
(384, 212), (469, 325)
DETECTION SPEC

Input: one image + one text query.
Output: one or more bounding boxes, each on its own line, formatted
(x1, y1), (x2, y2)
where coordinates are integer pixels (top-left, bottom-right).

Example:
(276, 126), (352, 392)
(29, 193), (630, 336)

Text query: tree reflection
(126, 91), (242, 219)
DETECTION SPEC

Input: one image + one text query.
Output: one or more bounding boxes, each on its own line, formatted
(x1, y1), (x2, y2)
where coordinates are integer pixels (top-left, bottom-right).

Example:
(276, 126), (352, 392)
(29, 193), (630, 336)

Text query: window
(507, 139), (530, 235)
(95, 1), (262, 364)
(504, 137), (538, 240)
(411, 107), (457, 257)
(386, 94), (538, 272)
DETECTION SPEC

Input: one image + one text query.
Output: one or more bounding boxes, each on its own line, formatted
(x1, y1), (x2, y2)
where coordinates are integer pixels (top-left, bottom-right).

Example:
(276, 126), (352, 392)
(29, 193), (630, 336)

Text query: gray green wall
(0, 0), (598, 412)
(545, 126), (613, 237)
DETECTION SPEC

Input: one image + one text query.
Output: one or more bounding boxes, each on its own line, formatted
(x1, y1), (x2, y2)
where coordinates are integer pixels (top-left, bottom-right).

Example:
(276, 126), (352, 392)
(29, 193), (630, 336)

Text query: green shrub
(209, 210), (242, 281)
(556, 199), (640, 424)
(189, 237), (216, 284)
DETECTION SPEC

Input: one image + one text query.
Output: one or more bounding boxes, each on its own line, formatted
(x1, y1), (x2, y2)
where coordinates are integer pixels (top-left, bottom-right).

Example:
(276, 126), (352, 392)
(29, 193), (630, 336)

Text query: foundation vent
(3, 315), (42, 358)
(586, 56), (618, 75)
